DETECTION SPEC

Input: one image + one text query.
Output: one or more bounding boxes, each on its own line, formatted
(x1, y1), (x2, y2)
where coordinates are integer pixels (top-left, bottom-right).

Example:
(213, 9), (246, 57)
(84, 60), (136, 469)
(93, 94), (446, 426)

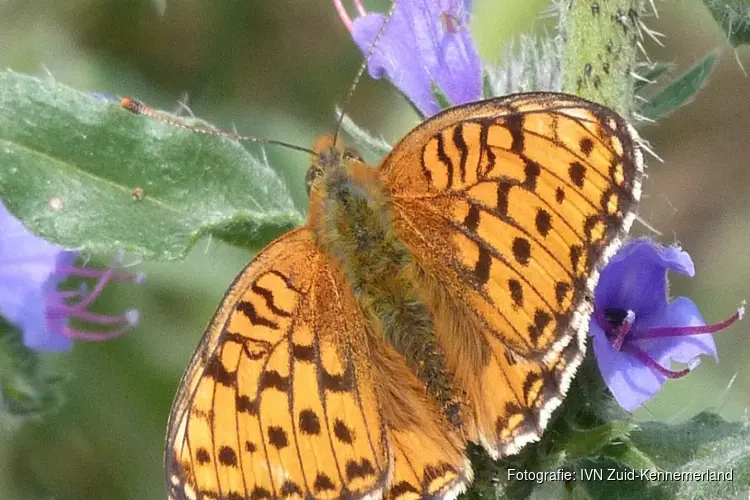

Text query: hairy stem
(560, 0), (643, 116)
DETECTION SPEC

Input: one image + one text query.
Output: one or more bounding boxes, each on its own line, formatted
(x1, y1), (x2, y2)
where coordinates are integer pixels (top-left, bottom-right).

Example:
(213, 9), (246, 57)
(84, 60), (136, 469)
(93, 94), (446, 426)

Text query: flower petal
(594, 238), (695, 319)
(632, 296), (718, 364)
(352, 13), (436, 114)
(350, 0), (481, 116)
(18, 289), (72, 352)
(590, 322), (665, 411)
(0, 201), (71, 325)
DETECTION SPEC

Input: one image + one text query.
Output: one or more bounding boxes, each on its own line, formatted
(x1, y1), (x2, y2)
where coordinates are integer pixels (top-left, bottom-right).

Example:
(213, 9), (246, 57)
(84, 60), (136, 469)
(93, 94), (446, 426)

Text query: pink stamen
(56, 266), (137, 282)
(635, 305), (745, 340)
(610, 310), (635, 351)
(596, 308), (636, 351)
(58, 284), (86, 299)
(63, 325), (130, 341)
(353, 0), (366, 16)
(65, 266), (115, 312)
(442, 12), (460, 34)
(625, 344), (691, 379)
(334, 0), (354, 31)
(60, 310), (138, 341)
(50, 306), (127, 325)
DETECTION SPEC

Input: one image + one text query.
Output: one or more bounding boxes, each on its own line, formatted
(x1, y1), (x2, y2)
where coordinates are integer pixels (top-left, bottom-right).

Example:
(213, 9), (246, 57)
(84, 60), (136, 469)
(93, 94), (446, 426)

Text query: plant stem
(560, 0), (643, 116)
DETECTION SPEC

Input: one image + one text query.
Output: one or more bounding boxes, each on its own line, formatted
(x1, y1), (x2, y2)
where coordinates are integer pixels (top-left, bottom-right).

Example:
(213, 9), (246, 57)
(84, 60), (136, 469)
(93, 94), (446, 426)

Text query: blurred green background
(0, 1), (748, 499)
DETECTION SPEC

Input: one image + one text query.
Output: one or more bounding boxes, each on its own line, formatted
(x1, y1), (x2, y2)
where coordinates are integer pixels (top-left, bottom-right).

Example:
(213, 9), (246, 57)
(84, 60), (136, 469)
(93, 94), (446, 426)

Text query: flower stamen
(48, 260), (143, 343)
(635, 302), (745, 340)
(62, 310), (139, 342)
(353, 0), (366, 16)
(334, 0), (354, 31)
(56, 266), (139, 282)
(442, 12), (460, 33)
(599, 308), (636, 351)
(625, 343), (691, 379)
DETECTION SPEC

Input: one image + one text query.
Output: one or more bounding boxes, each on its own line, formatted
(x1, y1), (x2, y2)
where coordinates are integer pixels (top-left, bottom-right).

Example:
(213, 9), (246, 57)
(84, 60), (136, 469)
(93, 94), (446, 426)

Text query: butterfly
(158, 92), (643, 500)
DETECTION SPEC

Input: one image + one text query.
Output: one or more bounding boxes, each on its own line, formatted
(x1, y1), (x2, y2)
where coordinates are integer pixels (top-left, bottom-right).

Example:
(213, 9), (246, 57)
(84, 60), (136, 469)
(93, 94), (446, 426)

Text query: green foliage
(703, 0), (750, 47)
(431, 83), (453, 112)
(0, 71), (302, 260)
(0, 319), (65, 429)
(337, 110), (392, 163)
(634, 63), (671, 93)
(638, 54), (718, 121)
(632, 413), (750, 499)
(487, 35), (562, 96)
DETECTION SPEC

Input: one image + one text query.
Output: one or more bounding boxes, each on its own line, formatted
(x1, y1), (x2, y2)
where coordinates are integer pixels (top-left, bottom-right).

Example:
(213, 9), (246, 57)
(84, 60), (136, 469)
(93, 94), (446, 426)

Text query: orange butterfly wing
(165, 228), (390, 499)
(165, 227), (471, 500)
(362, 322), (471, 500)
(379, 93), (643, 456)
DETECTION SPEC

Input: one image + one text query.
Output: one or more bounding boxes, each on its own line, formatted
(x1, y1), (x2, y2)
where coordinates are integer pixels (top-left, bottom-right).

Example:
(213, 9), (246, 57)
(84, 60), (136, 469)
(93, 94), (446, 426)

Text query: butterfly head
(306, 134), (364, 196)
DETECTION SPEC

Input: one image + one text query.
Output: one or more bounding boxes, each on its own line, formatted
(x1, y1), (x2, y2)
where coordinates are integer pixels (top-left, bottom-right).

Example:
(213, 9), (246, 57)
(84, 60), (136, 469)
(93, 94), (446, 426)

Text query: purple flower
(0, 200), (142, 352)
(335, 0), (482, 116)
(589, 238), (743, 411)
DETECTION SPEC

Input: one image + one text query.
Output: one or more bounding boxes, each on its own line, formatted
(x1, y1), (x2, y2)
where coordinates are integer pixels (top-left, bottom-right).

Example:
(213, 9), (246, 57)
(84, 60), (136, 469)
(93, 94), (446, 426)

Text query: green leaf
(482, 69), (494, 99)
(599, 438), (659, 471)
(703, 0), (750, 47)
(638, 53), (718, 121)
(336, 109), (392, 163)
(631, 412), (750, 499)
(634, 62), (671, 93)
(431, 82), (453, 111)
(0, 319), (66, 429)
(556, 421), (638, 463)
(572, 456), (665, 500)
(0, 71), (303, 260)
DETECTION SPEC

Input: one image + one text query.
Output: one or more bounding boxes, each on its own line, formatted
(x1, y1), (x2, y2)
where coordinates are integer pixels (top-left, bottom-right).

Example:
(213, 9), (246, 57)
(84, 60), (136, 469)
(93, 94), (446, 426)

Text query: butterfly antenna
(332, 0), (397, 147)
(121, 97), (317, 157)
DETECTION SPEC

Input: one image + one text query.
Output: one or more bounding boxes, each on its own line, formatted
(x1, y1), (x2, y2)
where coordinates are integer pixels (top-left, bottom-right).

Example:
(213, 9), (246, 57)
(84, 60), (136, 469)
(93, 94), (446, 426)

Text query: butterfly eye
(343, 147), (364, 162)
(305, 166), (323, 196)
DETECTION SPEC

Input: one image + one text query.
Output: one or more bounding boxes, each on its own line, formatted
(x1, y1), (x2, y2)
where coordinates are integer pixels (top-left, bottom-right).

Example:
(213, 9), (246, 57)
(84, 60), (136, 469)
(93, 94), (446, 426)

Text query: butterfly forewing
(165, 228), (390, 500)
(379, 93), (643, 457)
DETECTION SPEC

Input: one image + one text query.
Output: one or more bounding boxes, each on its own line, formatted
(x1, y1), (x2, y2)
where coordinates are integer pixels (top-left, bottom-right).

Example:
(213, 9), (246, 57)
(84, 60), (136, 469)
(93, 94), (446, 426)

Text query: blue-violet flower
(335, 0), (482, 116)
(0, 200), (142, 352)
(589, 238), (743, 411)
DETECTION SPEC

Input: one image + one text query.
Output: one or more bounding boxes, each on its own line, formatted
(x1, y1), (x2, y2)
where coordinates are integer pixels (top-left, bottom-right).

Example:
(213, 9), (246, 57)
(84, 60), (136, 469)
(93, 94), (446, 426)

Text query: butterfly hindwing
(380, 93), (643, 456)
(165, 228), (390, 500)
(363, 332), (471, 500)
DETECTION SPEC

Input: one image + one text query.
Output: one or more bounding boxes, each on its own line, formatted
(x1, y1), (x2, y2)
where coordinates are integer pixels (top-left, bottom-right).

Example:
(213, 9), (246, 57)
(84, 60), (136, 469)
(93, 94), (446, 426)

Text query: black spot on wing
(512, 237), (531, 265)
(569, 161), (586, 188)
(334, 419), (355, 444)
(267, 426), (289, 449)
(205, 356), (236, 386)
(508, 279), (524, 308)
(345, 458), (376, 481)
(218, 446), (237, 467)
(535, 209), (552, 237)
(463, 204), (480, 232)
(474, 247), (492, 286)
(453, 123), (469, 183)
(299, 409), (321, 435)
(237, 300), (279, 329)
(259, 370), (289, 392)
(314, 473), (336, 493)
(251, 280), (292, 317)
